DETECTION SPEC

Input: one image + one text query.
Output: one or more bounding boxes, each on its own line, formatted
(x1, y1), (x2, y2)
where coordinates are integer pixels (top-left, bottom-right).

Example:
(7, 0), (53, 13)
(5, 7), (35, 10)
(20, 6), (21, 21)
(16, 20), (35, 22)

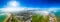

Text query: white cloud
(1, 7), (25, 12)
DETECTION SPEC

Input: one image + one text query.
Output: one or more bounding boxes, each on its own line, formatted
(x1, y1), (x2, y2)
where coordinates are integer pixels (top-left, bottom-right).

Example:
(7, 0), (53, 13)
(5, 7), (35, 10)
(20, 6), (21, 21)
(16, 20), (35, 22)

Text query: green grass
(11, 13), (18, 22)
(12, 15), (18, 22)
(32, 13), (49, 22)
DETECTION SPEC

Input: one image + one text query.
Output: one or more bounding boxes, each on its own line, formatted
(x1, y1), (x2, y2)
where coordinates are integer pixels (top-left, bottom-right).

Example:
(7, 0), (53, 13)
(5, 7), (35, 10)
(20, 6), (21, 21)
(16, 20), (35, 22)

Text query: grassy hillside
(32, 13), (49, 22)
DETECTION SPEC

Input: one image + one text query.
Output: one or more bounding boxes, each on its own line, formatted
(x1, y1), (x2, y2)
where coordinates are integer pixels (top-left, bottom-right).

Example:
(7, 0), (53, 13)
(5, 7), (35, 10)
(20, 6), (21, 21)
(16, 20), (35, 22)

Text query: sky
(0, 0), (60, 8)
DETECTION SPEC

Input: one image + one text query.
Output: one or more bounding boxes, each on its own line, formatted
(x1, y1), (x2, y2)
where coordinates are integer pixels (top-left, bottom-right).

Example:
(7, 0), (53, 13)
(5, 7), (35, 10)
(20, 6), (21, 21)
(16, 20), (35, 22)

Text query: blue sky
(0, 0), (60, 8)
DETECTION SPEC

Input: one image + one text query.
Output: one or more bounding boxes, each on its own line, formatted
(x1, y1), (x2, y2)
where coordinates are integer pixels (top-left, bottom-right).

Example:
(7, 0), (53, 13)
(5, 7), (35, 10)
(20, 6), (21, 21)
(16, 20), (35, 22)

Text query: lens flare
(7, 1), (20, 7)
